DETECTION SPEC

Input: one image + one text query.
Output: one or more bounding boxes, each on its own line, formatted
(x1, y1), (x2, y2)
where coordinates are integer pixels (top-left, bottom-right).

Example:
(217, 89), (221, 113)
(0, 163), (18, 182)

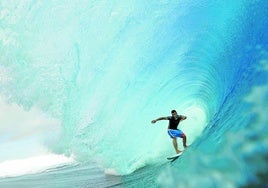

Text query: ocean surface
(0, 1), (268, 187)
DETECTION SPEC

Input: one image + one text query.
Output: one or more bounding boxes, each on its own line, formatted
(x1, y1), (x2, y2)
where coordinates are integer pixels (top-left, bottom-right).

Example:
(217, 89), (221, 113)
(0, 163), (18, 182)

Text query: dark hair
(171, 110), (177, 113)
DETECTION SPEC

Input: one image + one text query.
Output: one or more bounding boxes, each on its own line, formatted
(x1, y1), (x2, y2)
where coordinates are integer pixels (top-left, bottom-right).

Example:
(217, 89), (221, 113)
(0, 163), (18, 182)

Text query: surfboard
(167, 152), (183, 161)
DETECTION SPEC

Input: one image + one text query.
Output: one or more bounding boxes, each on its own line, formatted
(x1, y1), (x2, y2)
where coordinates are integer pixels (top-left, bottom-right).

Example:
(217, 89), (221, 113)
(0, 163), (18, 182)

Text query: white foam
(0, 153), (74, 178)
(104, 168), (120, 176)
(0, 96), (62, 162)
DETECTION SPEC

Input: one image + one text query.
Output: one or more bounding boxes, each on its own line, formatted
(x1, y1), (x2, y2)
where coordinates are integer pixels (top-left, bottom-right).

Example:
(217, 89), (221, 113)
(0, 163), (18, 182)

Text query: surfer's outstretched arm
(151, 117), (168, 124)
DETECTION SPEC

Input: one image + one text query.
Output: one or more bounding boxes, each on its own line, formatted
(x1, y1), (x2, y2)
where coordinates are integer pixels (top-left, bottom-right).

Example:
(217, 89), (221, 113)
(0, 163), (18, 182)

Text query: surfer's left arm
(180, 115), (187, 121)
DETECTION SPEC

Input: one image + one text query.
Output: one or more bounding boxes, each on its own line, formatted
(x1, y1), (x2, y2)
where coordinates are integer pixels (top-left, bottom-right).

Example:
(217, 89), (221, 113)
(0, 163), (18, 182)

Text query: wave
(0, 0), (268, 186)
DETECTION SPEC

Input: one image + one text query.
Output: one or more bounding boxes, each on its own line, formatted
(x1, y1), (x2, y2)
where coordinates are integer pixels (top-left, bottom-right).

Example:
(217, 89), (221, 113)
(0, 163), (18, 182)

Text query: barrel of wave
(176, 103), (207, 147)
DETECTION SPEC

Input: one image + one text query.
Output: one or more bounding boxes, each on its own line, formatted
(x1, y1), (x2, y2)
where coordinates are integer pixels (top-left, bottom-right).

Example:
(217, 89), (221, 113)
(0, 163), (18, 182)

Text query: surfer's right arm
(151, 117), (168, 124)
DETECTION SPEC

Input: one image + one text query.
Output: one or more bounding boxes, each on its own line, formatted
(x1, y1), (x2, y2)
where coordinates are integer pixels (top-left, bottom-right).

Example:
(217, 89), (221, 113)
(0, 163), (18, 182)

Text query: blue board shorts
(167, 129), (184, 138)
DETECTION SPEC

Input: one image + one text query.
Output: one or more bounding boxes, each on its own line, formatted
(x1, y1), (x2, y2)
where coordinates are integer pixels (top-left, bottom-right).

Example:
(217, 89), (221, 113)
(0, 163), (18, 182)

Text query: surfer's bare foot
(176, 150), (182, 154)
(183, 145), (188, 149)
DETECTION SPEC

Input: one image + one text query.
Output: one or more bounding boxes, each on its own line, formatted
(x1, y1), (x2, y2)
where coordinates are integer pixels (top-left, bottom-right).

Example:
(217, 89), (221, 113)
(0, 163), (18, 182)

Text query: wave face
(0, 0), (268, 186)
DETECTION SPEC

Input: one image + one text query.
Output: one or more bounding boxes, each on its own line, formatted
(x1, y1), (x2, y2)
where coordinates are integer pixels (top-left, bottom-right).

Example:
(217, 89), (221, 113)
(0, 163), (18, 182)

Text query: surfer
(151, 110), (188, 154)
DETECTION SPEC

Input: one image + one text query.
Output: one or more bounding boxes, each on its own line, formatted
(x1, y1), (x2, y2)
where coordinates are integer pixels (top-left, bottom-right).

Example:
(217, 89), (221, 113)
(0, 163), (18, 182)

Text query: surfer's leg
(168, 130), (182, 153)
(181, 133), (187, 148)
(172, 138), (182, 154)
(173, 129), (187, 148)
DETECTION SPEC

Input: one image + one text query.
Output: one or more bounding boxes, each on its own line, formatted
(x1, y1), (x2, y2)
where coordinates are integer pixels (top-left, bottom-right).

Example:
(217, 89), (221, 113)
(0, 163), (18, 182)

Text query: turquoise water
(0, 0), (268, 187)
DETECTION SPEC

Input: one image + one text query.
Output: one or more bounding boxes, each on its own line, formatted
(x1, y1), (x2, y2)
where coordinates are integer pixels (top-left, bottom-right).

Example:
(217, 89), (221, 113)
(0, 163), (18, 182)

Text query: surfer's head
(171, 110), (177, 117)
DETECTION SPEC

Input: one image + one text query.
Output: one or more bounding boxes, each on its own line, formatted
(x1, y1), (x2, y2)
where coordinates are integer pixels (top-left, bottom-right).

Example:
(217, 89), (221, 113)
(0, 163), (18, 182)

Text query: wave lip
(0, 153), (74, 178)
